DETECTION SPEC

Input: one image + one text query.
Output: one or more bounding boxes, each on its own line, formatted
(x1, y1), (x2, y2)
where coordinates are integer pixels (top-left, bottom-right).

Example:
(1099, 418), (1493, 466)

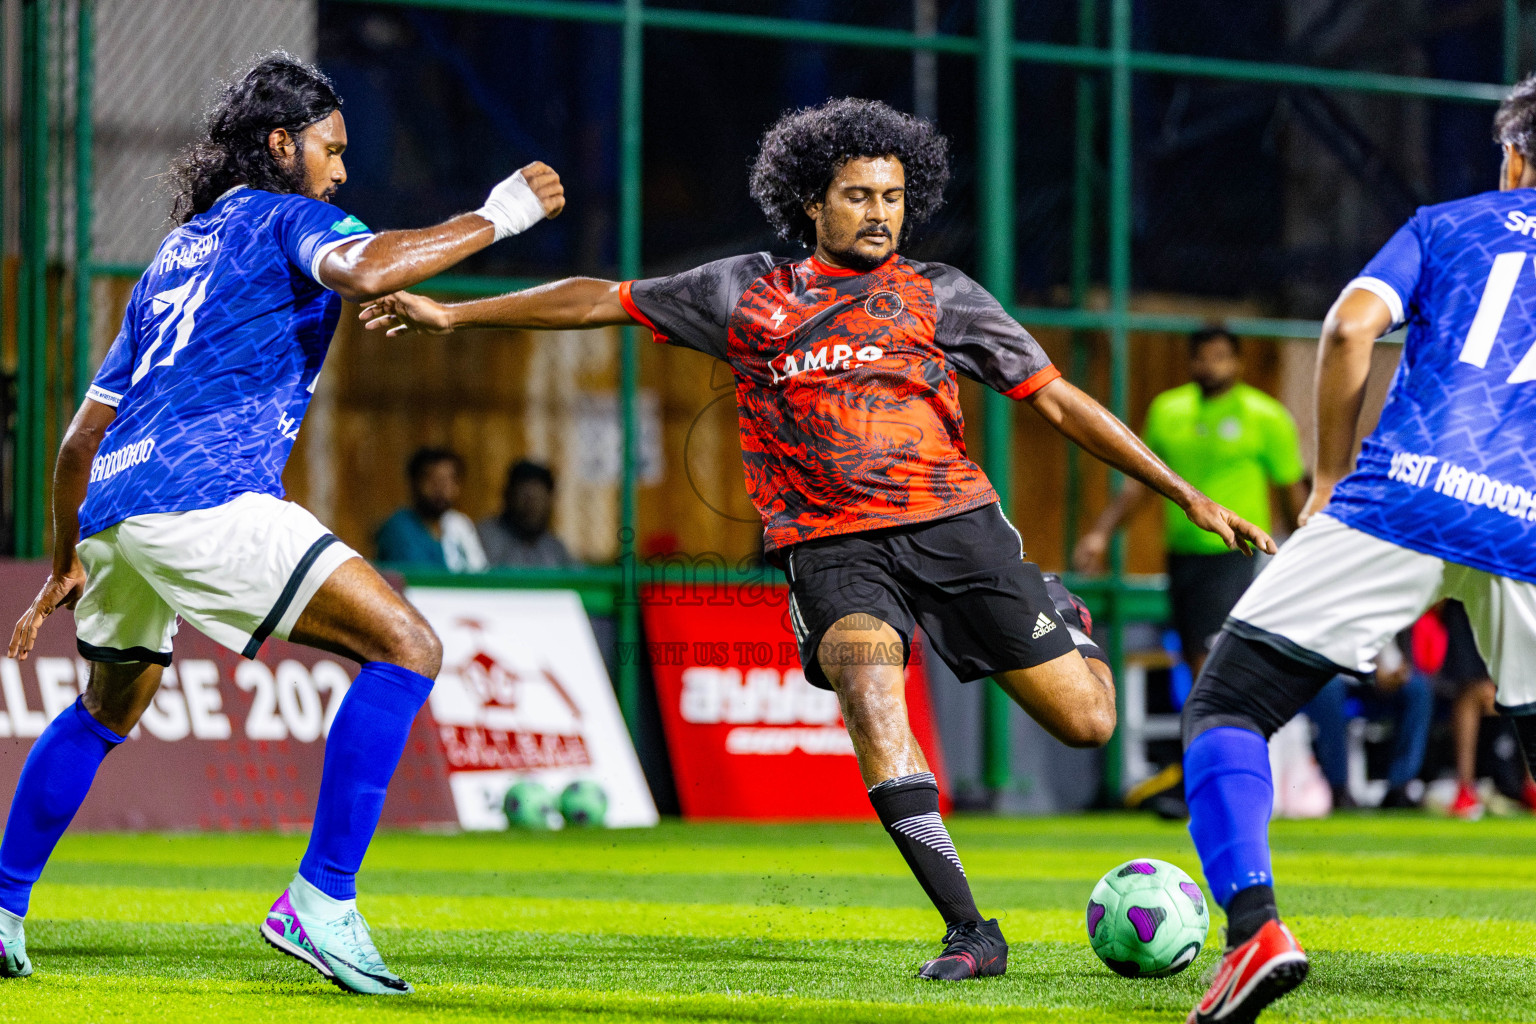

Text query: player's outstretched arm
(318, 162), (566, 304)
(1304, 287), (1392, 525)
(9, 399), (116, 660)
(1027, 378), (1277, 557)
(358, 277), (636, 336)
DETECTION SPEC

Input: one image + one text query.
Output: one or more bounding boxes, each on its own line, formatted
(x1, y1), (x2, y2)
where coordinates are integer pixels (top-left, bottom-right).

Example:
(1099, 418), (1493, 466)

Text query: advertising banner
(0, 561), (456, 831)
(406, 588), (658, 830)
(642, 582), (949, 820)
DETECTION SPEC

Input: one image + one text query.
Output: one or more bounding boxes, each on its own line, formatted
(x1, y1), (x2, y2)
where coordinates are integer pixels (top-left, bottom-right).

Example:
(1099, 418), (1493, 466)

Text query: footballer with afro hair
(363, 97), (1275, 981)
(749, 97), (949, 252)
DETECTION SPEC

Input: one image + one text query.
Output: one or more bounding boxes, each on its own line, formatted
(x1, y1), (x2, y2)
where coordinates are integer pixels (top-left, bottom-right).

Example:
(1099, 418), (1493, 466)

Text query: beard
(823, 229), (895, 272)
(273, 137), (335, 203)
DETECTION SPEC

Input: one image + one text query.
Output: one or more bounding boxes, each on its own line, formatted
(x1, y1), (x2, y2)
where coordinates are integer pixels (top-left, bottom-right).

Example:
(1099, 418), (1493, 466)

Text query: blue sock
(299, 662), (434, 900)
(1185, 726), (1274, 909)
(0, 697), (125, 916)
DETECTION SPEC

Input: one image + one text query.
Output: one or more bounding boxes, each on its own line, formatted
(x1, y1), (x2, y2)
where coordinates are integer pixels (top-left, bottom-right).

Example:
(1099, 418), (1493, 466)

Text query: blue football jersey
(78, 187), (372, 538)
(1326, 189), (1536, 584)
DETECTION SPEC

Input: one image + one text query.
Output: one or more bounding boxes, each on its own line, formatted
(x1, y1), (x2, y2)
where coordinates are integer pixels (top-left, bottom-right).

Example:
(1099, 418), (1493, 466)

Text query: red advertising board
(643, 582), (948, 820)
(0, 560), (457, 831)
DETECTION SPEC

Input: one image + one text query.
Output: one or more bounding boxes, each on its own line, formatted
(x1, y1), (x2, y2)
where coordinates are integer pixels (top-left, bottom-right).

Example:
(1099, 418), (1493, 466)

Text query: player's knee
(1060, 683), (1117, 748)
(385, 614), (442, 678)
(832, 665), (906, 740)
(1181, 631), (1333, 747)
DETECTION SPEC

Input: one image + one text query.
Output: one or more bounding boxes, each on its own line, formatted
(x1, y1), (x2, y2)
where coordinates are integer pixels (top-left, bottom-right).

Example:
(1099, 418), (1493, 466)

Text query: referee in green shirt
(1075, 327), (1307, 675)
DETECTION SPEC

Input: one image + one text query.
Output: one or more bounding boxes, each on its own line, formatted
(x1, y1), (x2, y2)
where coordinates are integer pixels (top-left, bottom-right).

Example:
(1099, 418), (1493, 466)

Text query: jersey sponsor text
(1386, 448), (1536, 522)
(89, 438), (155, 483)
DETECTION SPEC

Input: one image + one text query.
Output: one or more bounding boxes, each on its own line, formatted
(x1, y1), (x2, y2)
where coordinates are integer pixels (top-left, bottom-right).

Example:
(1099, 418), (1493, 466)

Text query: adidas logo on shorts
(1031, 612), (1057, 639)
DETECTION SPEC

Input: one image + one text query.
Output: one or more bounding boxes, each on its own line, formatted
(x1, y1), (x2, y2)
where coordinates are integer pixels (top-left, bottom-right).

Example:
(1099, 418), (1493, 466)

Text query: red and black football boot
(1188, 919), (1308, 1024)
(917, 918), (1007, 980)
(1041, 572), (1093, 638)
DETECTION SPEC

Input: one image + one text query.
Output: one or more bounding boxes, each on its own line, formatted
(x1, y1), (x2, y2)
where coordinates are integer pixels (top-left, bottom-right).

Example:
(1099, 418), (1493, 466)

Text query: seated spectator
(376, 447), (487, 572)
(478, 460), (575, 568)
(1305, 634), (1431, 810)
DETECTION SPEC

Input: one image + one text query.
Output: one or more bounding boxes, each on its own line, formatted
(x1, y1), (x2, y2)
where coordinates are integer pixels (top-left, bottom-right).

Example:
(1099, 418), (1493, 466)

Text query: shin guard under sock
(0, 697), (125, 916)
(1185, 727), (1275, 915)
(868, 772), (981, 927)
(299, 662), (434, 900)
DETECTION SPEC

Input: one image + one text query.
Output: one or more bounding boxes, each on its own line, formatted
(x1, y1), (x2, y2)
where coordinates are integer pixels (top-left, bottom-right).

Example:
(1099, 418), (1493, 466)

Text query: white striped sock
(889, 811), (965, 876)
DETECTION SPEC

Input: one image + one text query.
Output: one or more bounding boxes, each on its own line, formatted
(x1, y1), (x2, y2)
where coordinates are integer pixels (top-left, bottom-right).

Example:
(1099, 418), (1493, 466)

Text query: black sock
(867, 772), (981, 927)
(1225, 884), (1278, 947)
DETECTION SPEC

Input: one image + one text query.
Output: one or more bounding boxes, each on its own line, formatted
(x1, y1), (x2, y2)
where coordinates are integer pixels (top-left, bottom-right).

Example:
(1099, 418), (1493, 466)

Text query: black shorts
(1441, 599), (1491, 687)
(1167, 551), (1257, 660)
(783, 504), (1079, 690)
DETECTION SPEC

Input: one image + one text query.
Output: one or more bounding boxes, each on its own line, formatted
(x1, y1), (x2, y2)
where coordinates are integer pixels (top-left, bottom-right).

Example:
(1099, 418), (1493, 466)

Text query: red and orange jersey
(621, 253), (1059, 557)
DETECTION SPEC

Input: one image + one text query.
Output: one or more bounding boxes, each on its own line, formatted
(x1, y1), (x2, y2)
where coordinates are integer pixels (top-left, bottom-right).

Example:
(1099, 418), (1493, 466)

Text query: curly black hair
(1495, 72), (1536, 160)
(749, 97), (950, 249)
(167, 52), (341, 225)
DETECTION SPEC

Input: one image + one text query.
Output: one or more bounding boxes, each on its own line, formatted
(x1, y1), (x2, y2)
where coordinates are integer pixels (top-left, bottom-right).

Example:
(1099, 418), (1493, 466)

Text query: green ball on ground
(503, 781), (557, 829)
(1087, 857), (1209, 978)
(559, 780), (608, 826)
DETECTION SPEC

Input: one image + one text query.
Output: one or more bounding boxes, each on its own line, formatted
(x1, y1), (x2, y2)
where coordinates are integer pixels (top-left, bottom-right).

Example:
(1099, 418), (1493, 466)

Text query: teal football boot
(260, 874), (411, 995)
(0, 910), (31, 978)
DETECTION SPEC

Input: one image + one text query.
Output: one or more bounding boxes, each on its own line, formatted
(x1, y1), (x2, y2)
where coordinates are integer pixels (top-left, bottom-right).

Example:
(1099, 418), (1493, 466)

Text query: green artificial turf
(2, 814), (1534, 1022)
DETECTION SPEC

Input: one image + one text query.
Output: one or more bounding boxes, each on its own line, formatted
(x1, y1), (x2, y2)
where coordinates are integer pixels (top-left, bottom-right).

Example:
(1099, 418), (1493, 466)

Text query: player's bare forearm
(51, 400), (115, 574)
(447, 278), (633, 329)
(1314, 289), (1391, 489)
(359, 277), (635, 336)
(9, 399), (113, 660)
(322, 161), (566, 304)
(321, 214), (495, 303)
(1028, 380), (1200, 509)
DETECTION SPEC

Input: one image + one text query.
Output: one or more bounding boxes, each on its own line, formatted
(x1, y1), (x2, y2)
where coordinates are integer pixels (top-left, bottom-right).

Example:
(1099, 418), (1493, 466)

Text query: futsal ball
(559, 780), (609, 826)
(1086, 858), (1209, 978)
(502, 781), (557, 829)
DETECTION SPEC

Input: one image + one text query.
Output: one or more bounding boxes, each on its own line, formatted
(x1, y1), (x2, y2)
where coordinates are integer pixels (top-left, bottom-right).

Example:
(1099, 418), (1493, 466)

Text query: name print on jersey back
(77, 188), (373, 539)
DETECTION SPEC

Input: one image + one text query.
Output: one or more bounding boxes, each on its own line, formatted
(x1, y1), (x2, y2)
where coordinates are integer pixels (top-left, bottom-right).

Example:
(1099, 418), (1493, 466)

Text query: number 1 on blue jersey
(1460, 252), (1536, 383)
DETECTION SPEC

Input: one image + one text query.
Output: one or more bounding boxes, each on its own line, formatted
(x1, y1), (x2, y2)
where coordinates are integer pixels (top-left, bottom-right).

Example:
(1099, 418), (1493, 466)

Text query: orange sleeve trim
(1004, 364), (1062, 400)
(618, 280), (667, 343)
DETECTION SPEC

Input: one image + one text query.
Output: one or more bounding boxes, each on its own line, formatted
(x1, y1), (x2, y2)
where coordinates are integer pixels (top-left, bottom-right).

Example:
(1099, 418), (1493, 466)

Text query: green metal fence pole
(616, 0), (643, 741)
(17, 0), (50, 558)
(1, 3), (8, 479)
(51, 0), (67, 448)
(1101, 0), (1133, 801)
(73, 0), (92, 406)
(978, 0), (1014, 797)
(1064, 0), (1097, 566)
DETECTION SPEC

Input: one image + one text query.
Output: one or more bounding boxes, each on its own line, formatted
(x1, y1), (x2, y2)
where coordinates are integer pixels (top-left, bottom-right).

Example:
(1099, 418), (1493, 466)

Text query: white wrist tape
(475, 169), (546, 241)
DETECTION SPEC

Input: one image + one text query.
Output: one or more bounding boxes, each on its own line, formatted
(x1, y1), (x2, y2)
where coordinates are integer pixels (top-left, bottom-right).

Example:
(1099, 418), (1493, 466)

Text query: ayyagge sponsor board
(407, 587), (658, 829)
(642, 582), (949, 819)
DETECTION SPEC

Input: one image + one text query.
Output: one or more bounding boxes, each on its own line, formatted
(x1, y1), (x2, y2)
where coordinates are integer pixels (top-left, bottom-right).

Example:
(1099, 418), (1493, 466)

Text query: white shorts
(74, 493), (360, 664)
(1229, 513), (1536, 710)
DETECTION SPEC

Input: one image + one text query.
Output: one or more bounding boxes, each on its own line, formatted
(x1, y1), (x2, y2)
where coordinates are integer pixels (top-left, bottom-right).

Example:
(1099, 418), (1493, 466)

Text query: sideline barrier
(0, 560), (456, 831)
(0, 561), (657, 831)
(408, 587), (658, 829)
(643, 582), (949, 820)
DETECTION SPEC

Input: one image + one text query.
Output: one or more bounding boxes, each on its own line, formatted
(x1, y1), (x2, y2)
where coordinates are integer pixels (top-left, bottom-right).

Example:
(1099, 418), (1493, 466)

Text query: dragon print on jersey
(732, 260), (994, 551)
(623, 253), (1060, 558)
